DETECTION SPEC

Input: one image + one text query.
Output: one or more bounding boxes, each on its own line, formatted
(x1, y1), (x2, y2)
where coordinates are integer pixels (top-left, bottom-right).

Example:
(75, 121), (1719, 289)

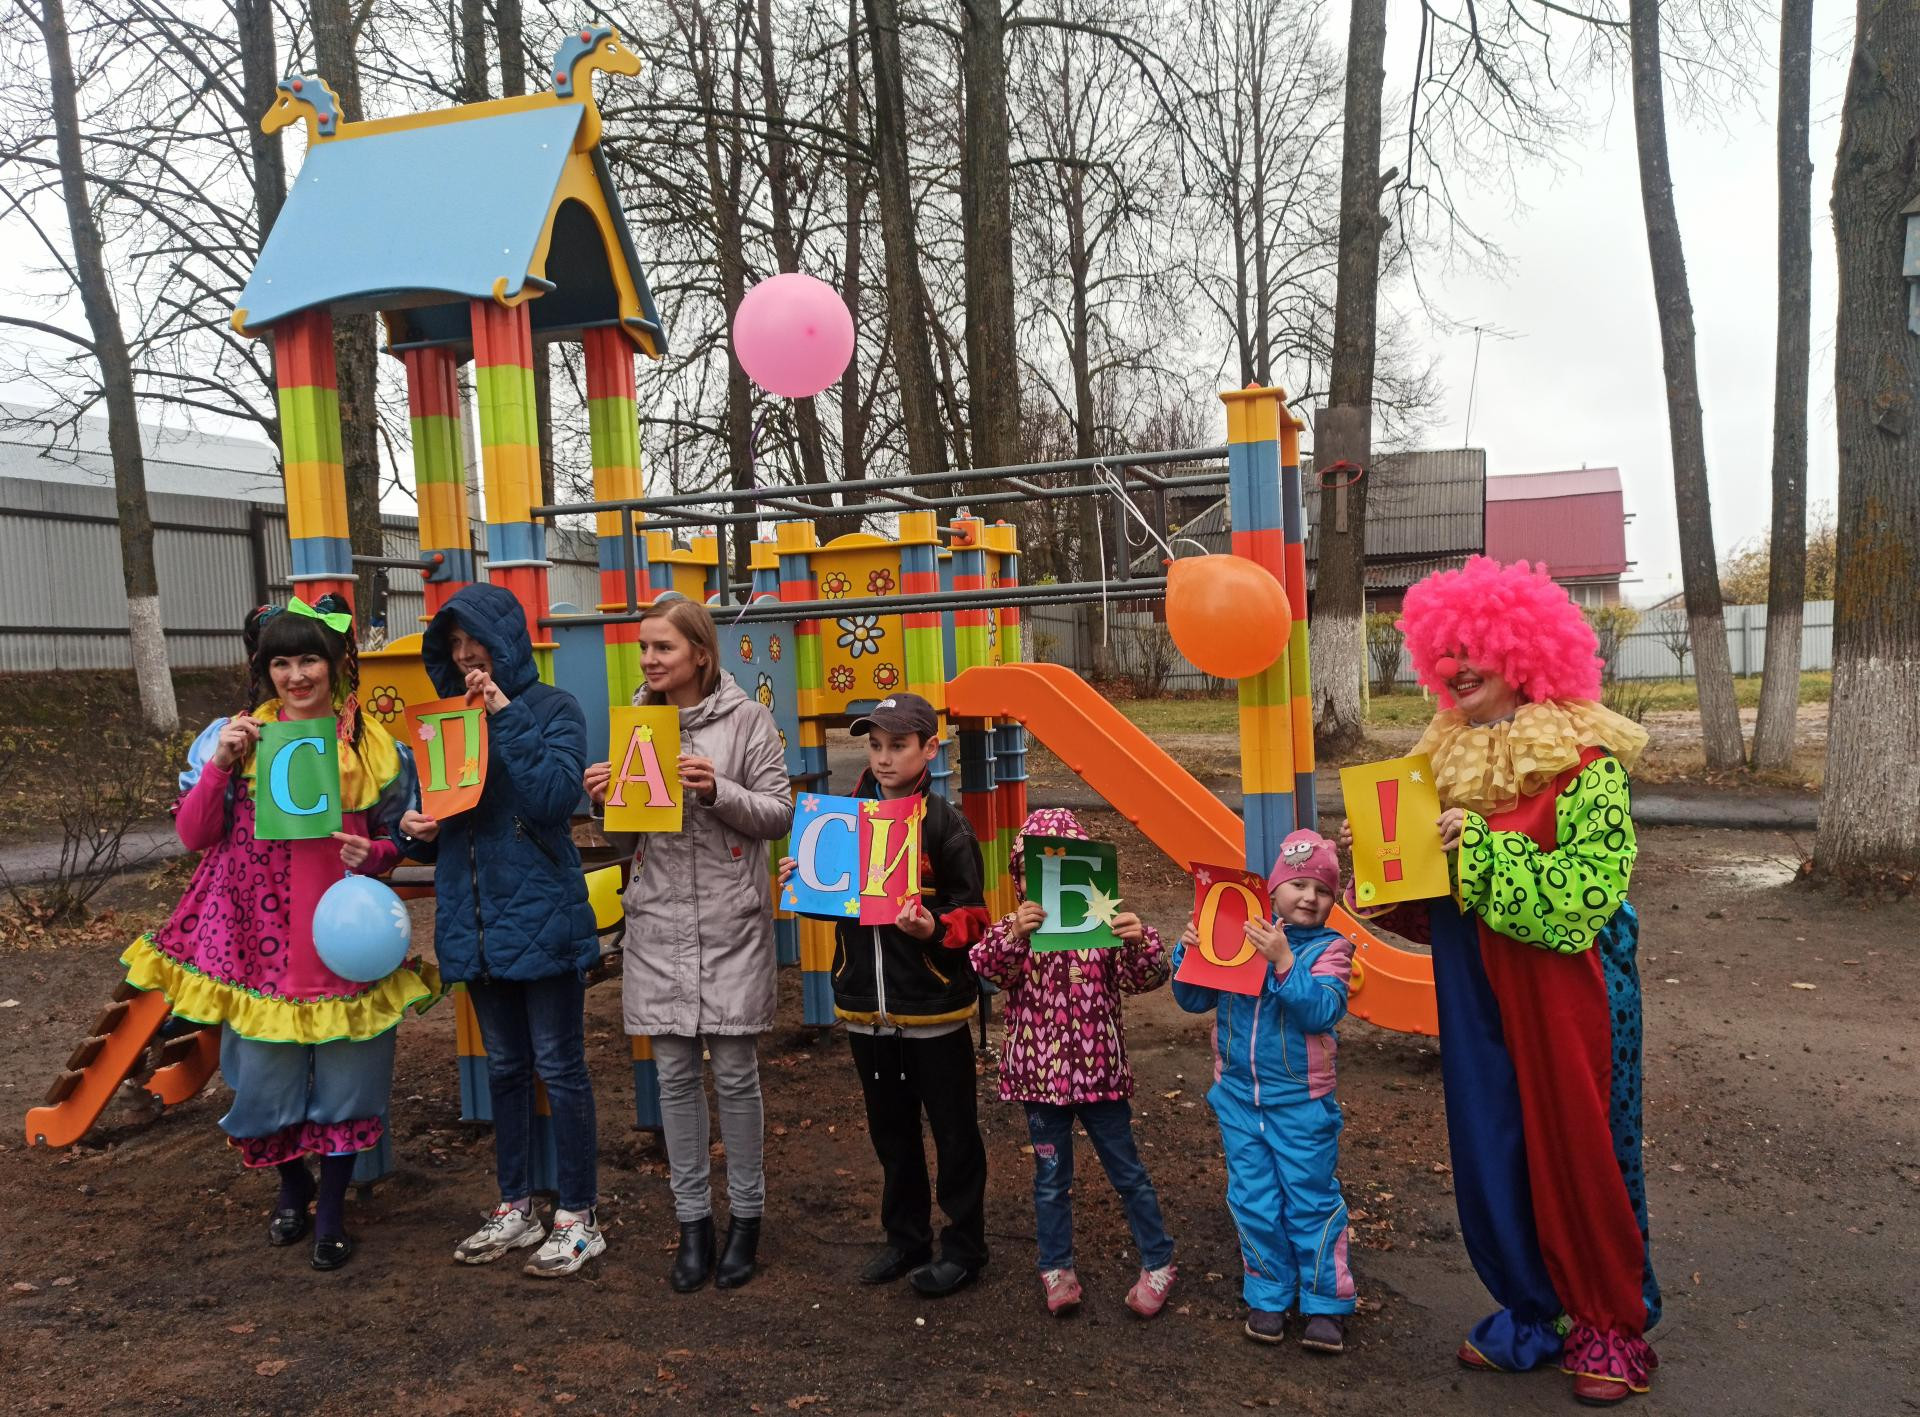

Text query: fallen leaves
(786, 1396), (827, 1410)
(254, 1359), (289, 1377)
(1789, 981), (1817, 990)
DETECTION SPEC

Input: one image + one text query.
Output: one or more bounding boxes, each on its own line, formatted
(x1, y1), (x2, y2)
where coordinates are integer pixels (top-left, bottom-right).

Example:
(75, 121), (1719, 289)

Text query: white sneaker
(454, 1203), (545, 1265)
(523, 1210), (606, 1278)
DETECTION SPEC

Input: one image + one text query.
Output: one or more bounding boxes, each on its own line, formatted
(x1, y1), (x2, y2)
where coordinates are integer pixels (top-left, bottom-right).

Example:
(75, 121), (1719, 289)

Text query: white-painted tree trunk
(1309, 608), (1365, 748)
(1818, 655), (1920, 867)
(126, 595), (178, 737)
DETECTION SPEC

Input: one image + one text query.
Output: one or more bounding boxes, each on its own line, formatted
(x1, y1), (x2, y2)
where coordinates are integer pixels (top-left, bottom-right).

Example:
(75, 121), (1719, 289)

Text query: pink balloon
(731, 273), (855, 399)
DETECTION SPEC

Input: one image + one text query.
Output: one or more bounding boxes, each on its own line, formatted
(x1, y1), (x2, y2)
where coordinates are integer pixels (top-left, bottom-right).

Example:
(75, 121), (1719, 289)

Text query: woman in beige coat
(585, 595), (792, 1292)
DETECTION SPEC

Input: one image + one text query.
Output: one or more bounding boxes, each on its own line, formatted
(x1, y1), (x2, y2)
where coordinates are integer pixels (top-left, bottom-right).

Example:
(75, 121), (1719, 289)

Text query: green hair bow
(286, 595), (353, 634)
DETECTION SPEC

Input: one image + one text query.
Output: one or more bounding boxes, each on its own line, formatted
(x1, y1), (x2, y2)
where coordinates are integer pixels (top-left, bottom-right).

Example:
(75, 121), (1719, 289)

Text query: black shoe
(310, 1233), (353, 1271)
(268, 1205), (310, 1248)
(1300, 1314), (1345, 1354)
(908, 1256), (980, 1298)
(670, 1216), (715, 1292)
(859, 1245), (931, 1285)
(714, 1215), (761, 1290)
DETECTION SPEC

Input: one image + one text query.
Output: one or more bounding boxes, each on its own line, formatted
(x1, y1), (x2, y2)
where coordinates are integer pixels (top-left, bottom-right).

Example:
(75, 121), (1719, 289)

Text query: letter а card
(784, 793), (862, 919)
(604, 706), (682, 832)
(1027, 836), (1123, 952)
(404, 696), (488, 818)
(856, 796), (924, 926)
(1339, 752), (1449, 906)
(1175, 863), (1270, 995)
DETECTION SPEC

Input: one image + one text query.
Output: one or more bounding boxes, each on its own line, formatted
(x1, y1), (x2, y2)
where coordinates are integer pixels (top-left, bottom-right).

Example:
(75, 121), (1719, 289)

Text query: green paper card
(254, 719), (343, 840)
(1027, 835), (1123, 952)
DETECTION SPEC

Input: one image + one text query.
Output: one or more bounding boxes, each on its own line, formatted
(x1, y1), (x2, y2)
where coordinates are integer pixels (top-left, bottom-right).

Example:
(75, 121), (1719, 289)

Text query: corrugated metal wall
(1, 476), (605, 670)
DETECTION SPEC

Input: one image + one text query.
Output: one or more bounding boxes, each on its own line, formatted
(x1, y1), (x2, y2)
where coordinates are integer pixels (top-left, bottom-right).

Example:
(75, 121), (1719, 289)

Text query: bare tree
(1751, 0), (1813, 773)
(961, 0), (1020, 472)
(1816, 0), (1920, 878)
(1308, 0), (1389, 756)
(1626, 0), (1742, 770)
(23, 0), (178, 735)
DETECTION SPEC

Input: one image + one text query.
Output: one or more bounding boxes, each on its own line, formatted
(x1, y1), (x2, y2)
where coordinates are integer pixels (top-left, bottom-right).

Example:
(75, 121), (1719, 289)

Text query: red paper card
(856, 796), (925, 926)
(404, 696), (488, 820)
(1175, 862), (1272, 996)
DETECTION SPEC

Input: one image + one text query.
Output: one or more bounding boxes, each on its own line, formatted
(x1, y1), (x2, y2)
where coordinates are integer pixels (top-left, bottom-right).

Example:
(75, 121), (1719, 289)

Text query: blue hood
(422, 584), (539, 699)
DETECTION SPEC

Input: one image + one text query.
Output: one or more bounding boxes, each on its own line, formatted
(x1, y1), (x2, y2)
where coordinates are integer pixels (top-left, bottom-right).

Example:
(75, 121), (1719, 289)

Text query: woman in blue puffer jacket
(399, 583), (604, 1279)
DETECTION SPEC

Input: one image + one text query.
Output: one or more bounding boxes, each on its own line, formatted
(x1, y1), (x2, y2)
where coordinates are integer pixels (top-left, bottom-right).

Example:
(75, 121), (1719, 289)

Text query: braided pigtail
(312, 592), (365, 749)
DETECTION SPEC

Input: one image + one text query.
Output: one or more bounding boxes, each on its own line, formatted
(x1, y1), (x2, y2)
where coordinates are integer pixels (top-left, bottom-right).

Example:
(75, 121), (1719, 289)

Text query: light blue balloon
(313, 874), (412, 983)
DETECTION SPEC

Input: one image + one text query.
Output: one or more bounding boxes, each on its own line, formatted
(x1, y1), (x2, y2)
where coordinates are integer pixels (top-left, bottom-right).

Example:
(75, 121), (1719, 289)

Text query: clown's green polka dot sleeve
(1454, 756), (1636, 955)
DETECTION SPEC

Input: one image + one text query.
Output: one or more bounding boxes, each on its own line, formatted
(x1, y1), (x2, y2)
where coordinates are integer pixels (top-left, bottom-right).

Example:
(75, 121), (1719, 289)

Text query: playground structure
(26, 22), (1437, 1164)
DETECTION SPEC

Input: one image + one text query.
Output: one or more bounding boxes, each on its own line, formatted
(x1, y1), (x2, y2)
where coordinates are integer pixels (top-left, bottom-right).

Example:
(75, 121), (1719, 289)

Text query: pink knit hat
(1269, 829), (1340, 896)
(1011, 807), (1089, 875)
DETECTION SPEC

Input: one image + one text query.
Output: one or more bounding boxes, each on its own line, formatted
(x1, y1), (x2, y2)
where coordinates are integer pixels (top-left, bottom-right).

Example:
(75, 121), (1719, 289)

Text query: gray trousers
(652, 1033), (765, 1222)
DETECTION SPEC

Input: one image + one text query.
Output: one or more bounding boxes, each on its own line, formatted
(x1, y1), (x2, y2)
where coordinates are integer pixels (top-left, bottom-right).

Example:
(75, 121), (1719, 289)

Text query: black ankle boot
(670, 1216), (715, 1292)
(715, 1215), (761, 1290)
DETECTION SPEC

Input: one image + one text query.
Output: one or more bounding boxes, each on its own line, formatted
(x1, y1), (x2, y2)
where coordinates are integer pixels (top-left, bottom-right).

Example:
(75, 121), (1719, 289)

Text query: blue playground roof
(235, 104), (664, 350)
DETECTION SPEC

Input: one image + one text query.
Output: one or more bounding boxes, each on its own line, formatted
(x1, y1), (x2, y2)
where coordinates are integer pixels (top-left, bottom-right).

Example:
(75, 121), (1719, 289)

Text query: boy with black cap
(780, 692), (992, 1296)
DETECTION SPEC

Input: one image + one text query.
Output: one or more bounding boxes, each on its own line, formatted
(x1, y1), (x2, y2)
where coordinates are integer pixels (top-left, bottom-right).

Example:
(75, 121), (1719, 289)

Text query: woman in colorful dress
(120, 596), (432, 1270)
(1350, 558), (1658, 1406)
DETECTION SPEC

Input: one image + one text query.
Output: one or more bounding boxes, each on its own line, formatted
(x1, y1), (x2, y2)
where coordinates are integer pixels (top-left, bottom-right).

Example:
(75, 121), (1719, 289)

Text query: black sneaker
(1244, 1309), (1288, 1343)
(908, 1257), (981, 1298)
(860, 1245), (931, 1285)
(1301, 1314), (1345, 1354)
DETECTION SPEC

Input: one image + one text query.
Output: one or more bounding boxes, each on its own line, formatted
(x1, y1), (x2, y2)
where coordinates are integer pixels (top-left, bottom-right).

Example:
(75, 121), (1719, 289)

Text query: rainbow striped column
(470, 299), (551, 673)
(402, 346), (474, 616)
(987, 522), (1026, 918)
(1222, 383), (1296, 882)
(751, 543), (802, 971)
(949, 515), (1002, 908)
(585, 326), (650, 701)
(1279, 405), (1315, 825)
(455, 985), (560, 1189)
(776, 521), (835, 1026)
(896, 511), (950, 798)
(274, 309), (354, 607)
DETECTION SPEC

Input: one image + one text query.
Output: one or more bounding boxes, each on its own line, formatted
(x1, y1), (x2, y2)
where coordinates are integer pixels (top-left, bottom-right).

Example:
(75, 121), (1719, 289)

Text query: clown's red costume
(1359, 559), (1658, 1405)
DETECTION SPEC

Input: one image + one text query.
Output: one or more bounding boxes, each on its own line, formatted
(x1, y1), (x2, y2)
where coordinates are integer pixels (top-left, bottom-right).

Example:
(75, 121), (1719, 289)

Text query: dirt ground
(1, 816), (1912, 1416)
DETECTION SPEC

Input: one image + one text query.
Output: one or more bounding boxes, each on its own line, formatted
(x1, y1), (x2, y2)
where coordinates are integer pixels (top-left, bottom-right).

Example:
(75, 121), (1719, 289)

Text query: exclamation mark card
(1339, 752), (1449, 905)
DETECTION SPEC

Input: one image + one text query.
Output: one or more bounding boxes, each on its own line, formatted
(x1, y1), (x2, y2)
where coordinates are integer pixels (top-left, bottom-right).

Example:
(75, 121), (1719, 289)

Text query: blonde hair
(635, 595), (723, 704)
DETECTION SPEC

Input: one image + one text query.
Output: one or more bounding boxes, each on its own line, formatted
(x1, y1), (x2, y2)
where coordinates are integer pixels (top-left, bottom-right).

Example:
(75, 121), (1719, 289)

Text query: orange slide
(25, 986), (222, 1148)
(947, 663), (1437, 1036)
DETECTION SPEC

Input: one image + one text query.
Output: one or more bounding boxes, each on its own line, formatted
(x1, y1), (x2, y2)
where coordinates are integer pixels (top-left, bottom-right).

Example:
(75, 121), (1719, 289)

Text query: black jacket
(831, 768), (990, 1027)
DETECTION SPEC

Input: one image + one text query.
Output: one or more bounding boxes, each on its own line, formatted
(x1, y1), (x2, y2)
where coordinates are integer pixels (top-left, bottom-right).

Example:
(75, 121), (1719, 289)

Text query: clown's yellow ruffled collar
(1413, 700), (1648, 816)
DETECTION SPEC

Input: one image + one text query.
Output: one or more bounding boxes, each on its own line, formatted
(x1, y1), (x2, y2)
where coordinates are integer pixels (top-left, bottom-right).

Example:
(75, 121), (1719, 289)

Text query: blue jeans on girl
(467, 973), (598, 1214)
(1024, 1099), (1173, 1272)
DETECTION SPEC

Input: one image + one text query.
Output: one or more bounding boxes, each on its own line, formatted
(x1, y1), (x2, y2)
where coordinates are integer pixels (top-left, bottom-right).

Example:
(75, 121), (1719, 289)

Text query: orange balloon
(1164, 555), (1291, 679)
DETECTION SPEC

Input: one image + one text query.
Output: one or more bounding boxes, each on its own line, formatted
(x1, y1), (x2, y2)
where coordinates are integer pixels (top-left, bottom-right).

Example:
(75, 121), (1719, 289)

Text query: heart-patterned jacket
(970, 916), (1168, 1105)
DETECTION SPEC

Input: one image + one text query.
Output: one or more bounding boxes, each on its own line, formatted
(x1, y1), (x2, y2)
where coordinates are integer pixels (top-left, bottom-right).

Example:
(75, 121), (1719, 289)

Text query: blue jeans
(1024, 1099), (1173, 1272)
(467, 974), (598, 1213)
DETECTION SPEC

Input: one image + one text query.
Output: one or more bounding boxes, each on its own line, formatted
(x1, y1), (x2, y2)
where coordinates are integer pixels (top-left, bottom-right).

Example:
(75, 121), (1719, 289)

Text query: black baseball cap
(848, 692), (939, 738)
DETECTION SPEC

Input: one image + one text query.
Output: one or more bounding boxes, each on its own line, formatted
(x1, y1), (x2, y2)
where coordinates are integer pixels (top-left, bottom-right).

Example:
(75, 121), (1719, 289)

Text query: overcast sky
(1401, 0), (1857, 604)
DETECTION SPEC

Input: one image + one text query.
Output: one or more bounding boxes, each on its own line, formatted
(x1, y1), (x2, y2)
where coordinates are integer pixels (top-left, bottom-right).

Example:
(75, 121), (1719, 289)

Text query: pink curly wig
(1396, 557), (1602, 707)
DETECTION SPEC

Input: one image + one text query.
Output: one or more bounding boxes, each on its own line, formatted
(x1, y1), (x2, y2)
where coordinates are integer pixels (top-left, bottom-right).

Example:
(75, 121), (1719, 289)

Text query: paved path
(0, 764), (1817, 889)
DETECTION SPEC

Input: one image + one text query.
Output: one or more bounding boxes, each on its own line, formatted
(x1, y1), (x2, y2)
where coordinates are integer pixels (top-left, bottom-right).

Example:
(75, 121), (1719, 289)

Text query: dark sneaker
(860, 1245), (930, 1285)
(908, 1257), (981, 1298)
(1244, 1309), (1288, 1343)
(1301, 1314), (1345, 1353)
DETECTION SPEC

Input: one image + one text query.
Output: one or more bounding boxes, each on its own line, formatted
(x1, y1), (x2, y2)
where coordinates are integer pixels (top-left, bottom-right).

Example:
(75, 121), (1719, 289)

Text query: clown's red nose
(1435, 656), (1460, 679)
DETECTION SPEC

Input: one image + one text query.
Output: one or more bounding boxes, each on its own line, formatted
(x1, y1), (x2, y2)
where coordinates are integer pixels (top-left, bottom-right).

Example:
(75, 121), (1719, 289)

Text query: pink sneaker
(1041, 1267), (1082, 1314)
(1126, 1263), (1177, 1317)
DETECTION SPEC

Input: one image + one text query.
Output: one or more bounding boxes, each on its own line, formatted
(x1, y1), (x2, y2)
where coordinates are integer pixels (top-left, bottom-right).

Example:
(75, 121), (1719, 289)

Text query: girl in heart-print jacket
(968, 809), (1170, 1105)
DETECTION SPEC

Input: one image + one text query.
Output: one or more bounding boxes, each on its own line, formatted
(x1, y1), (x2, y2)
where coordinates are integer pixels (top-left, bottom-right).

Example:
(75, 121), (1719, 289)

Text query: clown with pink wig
(1358, 557), (1657, 1406)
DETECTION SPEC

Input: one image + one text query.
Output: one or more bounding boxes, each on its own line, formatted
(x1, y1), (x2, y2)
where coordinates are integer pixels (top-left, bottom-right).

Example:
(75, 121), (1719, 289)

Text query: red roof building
(1485, 467), (1632, 606)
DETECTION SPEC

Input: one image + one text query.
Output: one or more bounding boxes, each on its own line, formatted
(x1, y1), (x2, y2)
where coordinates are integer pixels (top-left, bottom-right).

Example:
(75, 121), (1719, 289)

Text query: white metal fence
(1028, 598), (1837, 690)
(0, 475), (599, 672)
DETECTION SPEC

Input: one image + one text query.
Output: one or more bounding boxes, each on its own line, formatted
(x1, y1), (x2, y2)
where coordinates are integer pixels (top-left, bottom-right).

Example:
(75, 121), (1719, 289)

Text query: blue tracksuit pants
(1211, 1086), (1356, 1315)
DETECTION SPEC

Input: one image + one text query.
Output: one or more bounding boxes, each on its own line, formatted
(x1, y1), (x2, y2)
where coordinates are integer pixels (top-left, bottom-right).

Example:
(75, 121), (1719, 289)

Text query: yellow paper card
(1339, 753), (1449, 906)
(604, 706), (683, 832)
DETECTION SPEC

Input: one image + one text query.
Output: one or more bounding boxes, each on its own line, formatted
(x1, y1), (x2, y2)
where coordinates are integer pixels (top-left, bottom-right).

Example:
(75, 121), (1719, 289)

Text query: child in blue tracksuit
(1172, 828), (1357, 1354)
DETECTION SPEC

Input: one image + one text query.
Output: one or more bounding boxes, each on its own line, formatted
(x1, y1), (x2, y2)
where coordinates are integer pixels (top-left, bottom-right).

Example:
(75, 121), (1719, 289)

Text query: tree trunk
(1815, 0), (1920, 876)
(1627, 0), (1744, 770)
(497, 0), (527, 98)
(459, 0), (487, 103)
(36, 0), (178, 735)
(962, 0), (1021, 472)
(311, 0), (384, 608)
(864, 0), (950, 487)
(234, 0), (285, 238)
(1308, 0), (1388, 756)
(1752, 0), (1814, 773)
(839, 0), (873, 496)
